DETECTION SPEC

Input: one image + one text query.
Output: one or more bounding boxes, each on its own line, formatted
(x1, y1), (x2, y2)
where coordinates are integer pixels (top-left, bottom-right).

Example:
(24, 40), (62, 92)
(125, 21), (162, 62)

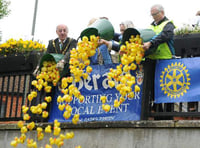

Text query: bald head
(56, 24), (68, 42)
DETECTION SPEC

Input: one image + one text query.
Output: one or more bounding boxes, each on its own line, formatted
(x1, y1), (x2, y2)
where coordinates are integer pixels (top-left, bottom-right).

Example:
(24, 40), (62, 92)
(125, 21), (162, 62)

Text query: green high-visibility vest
(147, 20), (173, 60)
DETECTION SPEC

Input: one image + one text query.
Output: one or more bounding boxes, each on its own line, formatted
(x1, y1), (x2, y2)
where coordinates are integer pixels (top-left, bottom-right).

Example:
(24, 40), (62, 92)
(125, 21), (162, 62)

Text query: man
(47, 24), (77, 78)
(31, 25), (77, 121)
(141, 4), (175, 120)
(143, 4), (175, 57)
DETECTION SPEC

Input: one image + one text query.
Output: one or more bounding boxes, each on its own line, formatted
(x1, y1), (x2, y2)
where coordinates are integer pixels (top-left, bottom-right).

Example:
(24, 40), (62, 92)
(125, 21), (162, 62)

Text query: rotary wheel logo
(160, 62), (191, 98)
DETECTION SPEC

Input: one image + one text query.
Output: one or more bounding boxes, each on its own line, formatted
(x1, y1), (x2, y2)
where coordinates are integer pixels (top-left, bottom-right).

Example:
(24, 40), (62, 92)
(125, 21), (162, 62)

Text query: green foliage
(0, 0), (10, 19)
(0, 0), (10, 41)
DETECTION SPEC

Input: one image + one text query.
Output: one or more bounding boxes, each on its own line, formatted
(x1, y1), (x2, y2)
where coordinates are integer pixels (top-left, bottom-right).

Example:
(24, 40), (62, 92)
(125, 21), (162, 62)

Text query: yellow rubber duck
(100, 96), (107, 104)
(17, 120), (24, 128)
(58, 104), (65, 111)
(114, 99), (120, 108)
(23, 113), (30, 121)
(66, 132), (74, 139)
(20, 126), (28, 134)
(45, 125), (52, 133)
(108, 80), (115, 88)
(10, 140), (18, 147)
(45, 96), (52, 103)
(102, 104), (111, 112)
(27, 121), (35, 131)
(42, 111), (49, 118)
(41, 102), (47, 109)
(22, 105), (29, 114)
(19, 133), (26, 144)
(72, 114), (80, 124)
(61, 77), (68, 89)
(44, 86), (52, 93)
(135, 84), (140, 92)
(63, 94), (72, 103)
(63, 111), (71, 119)
(78, 95), (84, 103)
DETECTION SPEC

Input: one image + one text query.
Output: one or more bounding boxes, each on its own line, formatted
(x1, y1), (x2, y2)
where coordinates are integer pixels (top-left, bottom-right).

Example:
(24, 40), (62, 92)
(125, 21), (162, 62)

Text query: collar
(151, 16), (168, 26)
(58, 38), (67, 44)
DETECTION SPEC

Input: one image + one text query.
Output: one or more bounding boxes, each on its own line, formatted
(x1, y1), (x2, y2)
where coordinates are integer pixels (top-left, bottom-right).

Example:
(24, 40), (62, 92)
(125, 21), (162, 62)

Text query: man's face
(151, 7), (164, 23)
(56, 25), (68, 42)
(120, 24), (126, 34)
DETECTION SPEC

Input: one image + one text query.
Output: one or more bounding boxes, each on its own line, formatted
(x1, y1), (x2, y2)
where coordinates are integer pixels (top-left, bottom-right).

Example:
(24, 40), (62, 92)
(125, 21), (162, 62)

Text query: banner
(48, 64), (144, 122)
(155, 57), (200, 103)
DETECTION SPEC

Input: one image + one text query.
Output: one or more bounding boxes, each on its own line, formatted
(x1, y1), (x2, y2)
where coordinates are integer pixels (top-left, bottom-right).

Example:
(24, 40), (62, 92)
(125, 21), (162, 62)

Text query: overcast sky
(0, 0), (199, 46)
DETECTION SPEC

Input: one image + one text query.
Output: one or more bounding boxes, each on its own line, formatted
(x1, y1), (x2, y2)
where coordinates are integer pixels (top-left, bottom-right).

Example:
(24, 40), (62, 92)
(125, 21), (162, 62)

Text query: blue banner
(155, 57), (200, 103)
(48, 64), (144, 122)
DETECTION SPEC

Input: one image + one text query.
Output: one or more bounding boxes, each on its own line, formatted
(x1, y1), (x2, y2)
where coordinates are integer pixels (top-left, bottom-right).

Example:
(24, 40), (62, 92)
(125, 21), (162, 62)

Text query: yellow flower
(0, 38), (46, 55)
(23, 44), (27, 48)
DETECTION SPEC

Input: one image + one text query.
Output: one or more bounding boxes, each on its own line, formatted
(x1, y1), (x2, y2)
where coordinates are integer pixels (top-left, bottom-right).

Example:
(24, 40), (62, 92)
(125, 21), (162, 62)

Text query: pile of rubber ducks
(11, 119), (78, 148)
(100, 35), (144, 111)
(10, 35), (99, 148)
(57, 35), (99, 119)
(10, 60), (79, 147)
(10, 34), (144, 147)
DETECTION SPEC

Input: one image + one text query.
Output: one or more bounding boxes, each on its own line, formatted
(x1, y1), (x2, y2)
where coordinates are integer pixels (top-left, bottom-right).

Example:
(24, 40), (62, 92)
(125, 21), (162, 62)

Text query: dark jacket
(47, 37), (77, 78)
(47, 37), (77, 63)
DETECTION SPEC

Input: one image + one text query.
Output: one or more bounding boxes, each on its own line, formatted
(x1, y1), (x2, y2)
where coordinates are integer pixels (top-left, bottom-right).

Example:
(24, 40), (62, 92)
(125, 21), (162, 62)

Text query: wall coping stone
(1, 120), (200, 130)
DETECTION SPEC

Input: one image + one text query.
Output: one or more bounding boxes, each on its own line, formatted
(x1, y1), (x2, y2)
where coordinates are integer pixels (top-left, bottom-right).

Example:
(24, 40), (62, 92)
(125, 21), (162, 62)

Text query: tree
(0, 0), (10, 19)
(0, 0), (10, 41)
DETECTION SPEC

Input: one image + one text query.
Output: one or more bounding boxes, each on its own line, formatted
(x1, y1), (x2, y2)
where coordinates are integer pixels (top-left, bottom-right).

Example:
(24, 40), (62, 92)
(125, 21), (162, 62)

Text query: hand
(143, 42), (152, 50)
(98, 39), (109, 46)
(56, 60), (64, 71)
(119, 50), (127, 56)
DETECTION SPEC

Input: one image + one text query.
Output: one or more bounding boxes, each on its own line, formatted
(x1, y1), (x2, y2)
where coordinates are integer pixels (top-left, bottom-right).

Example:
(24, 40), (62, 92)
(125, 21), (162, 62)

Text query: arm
(46, 40), (54, 53)
(98, 39), (120, 52)
(143, 22), (175, 50)
(150, 22), (175, 48)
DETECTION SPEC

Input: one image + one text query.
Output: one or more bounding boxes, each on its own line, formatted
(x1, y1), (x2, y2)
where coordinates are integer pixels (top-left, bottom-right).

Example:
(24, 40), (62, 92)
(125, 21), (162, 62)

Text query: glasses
(151, 11), (160, 16)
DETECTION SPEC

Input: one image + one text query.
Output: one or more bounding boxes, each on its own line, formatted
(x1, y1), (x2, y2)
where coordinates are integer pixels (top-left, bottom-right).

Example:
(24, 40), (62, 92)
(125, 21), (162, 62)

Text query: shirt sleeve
(150, 22), (175, 48)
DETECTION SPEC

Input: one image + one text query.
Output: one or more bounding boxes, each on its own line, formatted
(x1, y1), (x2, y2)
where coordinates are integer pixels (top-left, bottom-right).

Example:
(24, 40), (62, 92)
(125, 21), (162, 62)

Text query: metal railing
(141, 35), (200, 120)
(0, 72), (32, 121)
(1, 50), (200, 122)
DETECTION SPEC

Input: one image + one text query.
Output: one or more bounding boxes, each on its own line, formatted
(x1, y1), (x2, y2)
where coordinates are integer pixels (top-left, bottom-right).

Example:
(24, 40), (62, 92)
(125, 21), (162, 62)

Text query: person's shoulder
(68, 37), (77, 43)
(68, 37), (76, 40)
(166, 21), (175, 28)
(49, 38), (58, 43)
(113, 33), (121, 42)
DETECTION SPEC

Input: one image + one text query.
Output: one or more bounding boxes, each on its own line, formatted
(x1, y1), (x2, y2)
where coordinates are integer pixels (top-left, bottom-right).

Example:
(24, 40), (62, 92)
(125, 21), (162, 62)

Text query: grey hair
(196, 10), (200, 16)
(120, 20), (134, 29)
(151, 4), (164, 12)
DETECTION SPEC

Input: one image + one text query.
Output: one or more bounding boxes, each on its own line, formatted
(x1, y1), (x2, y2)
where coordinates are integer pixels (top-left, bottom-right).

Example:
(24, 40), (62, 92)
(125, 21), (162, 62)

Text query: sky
(0, 0), (199, 46)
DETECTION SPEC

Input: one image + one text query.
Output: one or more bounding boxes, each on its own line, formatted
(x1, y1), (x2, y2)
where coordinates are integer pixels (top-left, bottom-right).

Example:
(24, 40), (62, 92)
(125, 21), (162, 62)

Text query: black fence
(141, 33), (200, 120)
(141, 92), (200, 120)
(0, 52), (44, 122)
(0, 72), (32, 121)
